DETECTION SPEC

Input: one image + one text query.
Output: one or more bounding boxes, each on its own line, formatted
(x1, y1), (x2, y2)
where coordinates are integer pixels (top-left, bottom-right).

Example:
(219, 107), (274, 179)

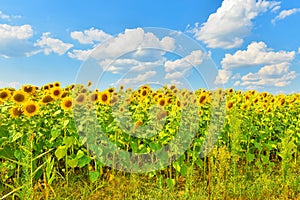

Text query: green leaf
(55, 146), (67, 160)
(89, 171), (100, 183)
(78, 155), (91, 168)
(10, 131), (23, 142)
(53, 110), (61, 116)
(76, 150), (84, 159)
(246, 152), (255, 162)
(63, 120), (70, 128)
(172, 162), (181, 173)
(166, 178), (175, 189)
(14, 149), (24, 160)
(50, 129), (60, 142)
(63, 136), (74, 148)
(180, 164), (188, 176)
(67, 158), (78, 168)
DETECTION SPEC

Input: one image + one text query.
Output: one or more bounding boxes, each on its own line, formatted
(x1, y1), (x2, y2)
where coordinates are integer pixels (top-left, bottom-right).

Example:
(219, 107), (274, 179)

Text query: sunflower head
(43, 84), (50, 91)
(226, 101), (234, 110)
(198, 93), (207, 106)
(61, 97), (73, 111)
(89, 92), (98, 103)
(10, 106), (23, 118)
(75, 93), (86, 105)
(22, 85), (36, 94)
(23, 101), (39, 117)
(51, 88), (62, 99)
(53, 81), (61, 88)
(99, 91), (111, 105)
(87, 80), (93, 87)
(110, 95), (119, 105)
(158, 98), (166, 107)
(12, 90), (27, 104)
(0, 89), (11, 101)
(157, 110), (168, 121)
(41, 95), (54, 105)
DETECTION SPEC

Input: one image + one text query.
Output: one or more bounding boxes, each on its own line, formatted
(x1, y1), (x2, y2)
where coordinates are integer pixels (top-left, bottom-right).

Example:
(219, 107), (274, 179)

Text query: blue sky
(0, 0), (300, 93)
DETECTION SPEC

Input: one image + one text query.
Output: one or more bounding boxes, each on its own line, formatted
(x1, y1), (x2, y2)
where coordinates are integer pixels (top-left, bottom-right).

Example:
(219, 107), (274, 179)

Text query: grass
(24, 166), (299, 200)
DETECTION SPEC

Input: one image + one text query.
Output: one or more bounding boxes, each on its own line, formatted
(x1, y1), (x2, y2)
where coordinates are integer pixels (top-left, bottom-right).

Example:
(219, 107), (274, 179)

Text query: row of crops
(0, 82), (299, 198)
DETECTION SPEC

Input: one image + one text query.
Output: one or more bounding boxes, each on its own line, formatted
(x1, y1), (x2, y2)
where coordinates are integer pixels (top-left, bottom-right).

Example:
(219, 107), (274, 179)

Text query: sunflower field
(0, 82), (299, 199)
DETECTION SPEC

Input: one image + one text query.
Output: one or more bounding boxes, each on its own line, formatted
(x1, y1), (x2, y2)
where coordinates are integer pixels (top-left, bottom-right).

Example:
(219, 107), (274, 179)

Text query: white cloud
(221, 41), (295, 69)
(165, 71), (183, 79)
(240, 63), (296, 87)
(0, 24), (37, 58)
(34, 32), (73, 55)
(0, 24), (33, 40)
(191, 0), (280, 49)
(0, 81), (22, 89)
(164, 50), (207, 72)
(214, 69), (232, 85)
(70, 27), (112, 44)
(68, 28), (176, 61)
(233, 81), (240, 86)
(68, 49), (93, 60)
(0, 11), (10, 20)
(117, 70), (157, 85)
(272, 8), (300, 24)
(271, 5), (281, 13)
(97, 58), (165, 74)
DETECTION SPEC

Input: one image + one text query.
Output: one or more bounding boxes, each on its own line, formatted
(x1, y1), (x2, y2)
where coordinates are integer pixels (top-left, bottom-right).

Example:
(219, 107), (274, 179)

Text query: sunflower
(226, 101), (234, 110)
(87, 80), (93, 87)
(157, 110), (168, 120)
(12, 90), (27, 104)
(99, 91), (110, 105)
(61, 91), (69, 98)
(43, 84), (50, 90)
(169, 84), (176, 90)
(41, 95), (54, 105)
(89, 92), (98, 103)
(0, 89), (11, 101)
(75, 93), (86, 105)
(199, 109), (204, 116)
(108, 88), (115, 93)
(23, 101), (39, 117)
(61, 97), (73, 111)
(198, 93), (207, 106)
(140, 89), (148, 97)
(158, 98), (166, 107)
(110, 95), (119, 105)
(176, 99), (181, 108)
(51, 87), (62, 99)
(53, 81), (61, 88)
(9, 106), (23, 118)
(22, 85), (36, 94)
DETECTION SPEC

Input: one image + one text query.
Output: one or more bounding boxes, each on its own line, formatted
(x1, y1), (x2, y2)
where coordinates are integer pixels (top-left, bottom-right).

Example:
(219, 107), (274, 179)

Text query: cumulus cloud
(34, 32), (74, 55)
(272, 8), (300, 24)
(164, 50), (207, 73)
(68, 49), (93, 60)
(98, 58), (165, 74)
(0, 11), (10, 20)
(0, 24), (37, 58)
(239, 62), (296, 87)
(221, 41), (295, 69)
(117, 70), (157, 85)
(68, 28), (176, 61)
(191, 0), (280, 49)
(214, 69), (232, 85)
(165, 71), (183, 79)
(71, 27), (113, 44)
(0, 24), (33, 40)
(0, 81), (22, 89)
